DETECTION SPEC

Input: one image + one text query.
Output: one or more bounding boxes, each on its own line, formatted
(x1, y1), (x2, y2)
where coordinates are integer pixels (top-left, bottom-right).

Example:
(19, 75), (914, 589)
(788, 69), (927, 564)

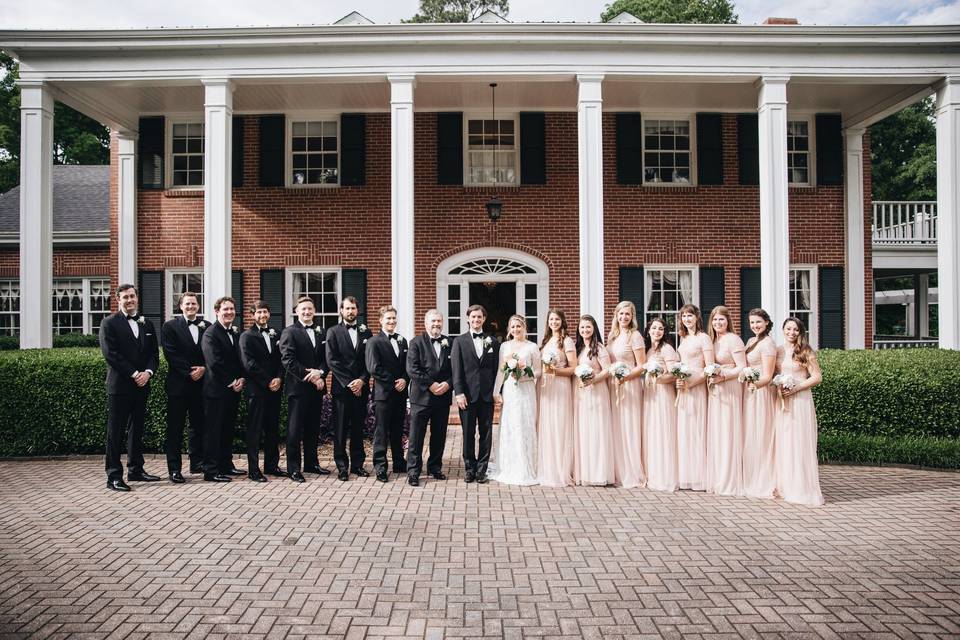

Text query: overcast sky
(0, 0), (957, 29)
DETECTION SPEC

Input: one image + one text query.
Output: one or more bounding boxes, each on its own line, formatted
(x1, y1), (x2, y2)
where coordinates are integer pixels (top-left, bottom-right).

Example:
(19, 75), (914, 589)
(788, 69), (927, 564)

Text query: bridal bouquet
(642, 360), (664, 388)
(502, 353), (534, 382)
(541, 350), (559, 386)
(771, 374), (797, 411)
(703, 363), (723, 395)
(610, 361), (632, 405)
(669, 362), (692, 407)
(574, 364), (594, 388)
(739, 367), (761, 392)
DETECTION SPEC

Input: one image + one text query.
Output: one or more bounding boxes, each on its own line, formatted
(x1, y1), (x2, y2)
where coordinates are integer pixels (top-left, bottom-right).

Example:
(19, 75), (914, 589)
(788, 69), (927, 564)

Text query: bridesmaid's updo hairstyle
(744, 308), (773, 355)
(783, 316), (815, 366)
(540, 308), (569, 350)
(643, 316), (673, 353)
(576, 314), (603, 360)
(608, 300), (638, 344)
(507, 314), (527, 337)
(677, 304), (704, 338)
(707, 305), (735, 343)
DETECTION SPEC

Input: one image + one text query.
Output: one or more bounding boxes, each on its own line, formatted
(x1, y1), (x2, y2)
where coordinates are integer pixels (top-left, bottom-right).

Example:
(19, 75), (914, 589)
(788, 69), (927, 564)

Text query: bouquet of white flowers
(669, 361), (692, 407)
(642, 360), (664, 388)
(703, 363), (723, 395)
(610, 361), (632, 405)
(739, 366), (761, 392)
(574, 364), (594, 388)
(771, 373), (797, 411)
(542, 350), (559, 387)
(502, 353), (534, 383)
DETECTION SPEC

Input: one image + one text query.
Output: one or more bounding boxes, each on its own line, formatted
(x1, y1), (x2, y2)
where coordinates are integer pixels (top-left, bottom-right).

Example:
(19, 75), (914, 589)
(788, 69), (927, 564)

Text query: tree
(405, 0), (509, 23)
(869, 99), (936, 201)
(0, 52), (109, 194)
(601, 0), (738, 24)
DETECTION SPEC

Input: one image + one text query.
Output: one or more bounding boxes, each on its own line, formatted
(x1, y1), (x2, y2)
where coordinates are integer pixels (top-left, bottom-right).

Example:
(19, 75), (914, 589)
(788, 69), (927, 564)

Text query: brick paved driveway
(1, 428), (959, 639)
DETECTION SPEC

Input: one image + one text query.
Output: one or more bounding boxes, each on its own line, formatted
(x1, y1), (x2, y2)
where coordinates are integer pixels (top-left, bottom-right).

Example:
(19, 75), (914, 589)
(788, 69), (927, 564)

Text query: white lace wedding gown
(489, 339), (541, 486)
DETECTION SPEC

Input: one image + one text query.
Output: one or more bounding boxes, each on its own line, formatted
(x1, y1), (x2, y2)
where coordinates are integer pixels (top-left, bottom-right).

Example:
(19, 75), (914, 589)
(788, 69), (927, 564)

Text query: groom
(451, 304), (500, 483)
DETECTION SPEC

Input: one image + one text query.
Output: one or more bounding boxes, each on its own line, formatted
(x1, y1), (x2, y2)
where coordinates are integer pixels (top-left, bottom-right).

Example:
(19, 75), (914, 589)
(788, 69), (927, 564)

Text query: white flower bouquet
(739, 366), (761, 392)
(771, 373), (797, 411)
(703, 363), (723, 395)
(669, 361), (692, 407)
(610, 361), (631, 384)
(542, 350), (559, 387)
(642, 360), (664, 387)
(574, 364), (594, 388)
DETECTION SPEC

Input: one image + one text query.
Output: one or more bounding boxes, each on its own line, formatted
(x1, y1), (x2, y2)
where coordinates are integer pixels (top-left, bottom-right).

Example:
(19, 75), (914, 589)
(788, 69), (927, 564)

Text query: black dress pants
(105, 387), (150, 481)
(203, 393), (240, 475)
(459, 400), (493, 476)
(246, 393), (281, 472)
(165, 387), (205, 472)
(372, 393), (407, 474)
(333, 392), (367, 473)
(286, 392), (323, 473)
(407, 402), (449, 479)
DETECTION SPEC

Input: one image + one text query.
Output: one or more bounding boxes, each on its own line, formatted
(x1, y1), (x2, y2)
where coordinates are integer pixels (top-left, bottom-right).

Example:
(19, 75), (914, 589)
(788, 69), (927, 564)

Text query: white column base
(577, 74), (605, 328)
(390, 75), (416, 339)
(844, 127), (866, 349)
(202, 79), (234, 320)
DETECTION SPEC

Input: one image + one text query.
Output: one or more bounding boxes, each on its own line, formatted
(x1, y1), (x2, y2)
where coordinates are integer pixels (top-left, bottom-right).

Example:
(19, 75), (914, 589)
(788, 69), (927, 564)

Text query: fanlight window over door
(449, 259), (536, 276)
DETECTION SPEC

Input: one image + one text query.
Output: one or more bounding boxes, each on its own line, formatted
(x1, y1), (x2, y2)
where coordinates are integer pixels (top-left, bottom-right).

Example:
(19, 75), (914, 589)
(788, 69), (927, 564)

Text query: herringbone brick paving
(1, 428), (958, 639)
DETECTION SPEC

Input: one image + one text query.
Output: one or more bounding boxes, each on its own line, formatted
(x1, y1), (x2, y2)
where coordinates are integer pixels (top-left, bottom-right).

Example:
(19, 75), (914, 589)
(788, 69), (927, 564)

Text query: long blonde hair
(608, 300), (638, 343)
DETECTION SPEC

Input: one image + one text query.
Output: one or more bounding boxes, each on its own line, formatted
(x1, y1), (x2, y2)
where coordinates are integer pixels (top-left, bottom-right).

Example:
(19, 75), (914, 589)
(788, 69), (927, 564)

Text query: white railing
(873, 338), (939, 350)
(872, 201), (937, 245)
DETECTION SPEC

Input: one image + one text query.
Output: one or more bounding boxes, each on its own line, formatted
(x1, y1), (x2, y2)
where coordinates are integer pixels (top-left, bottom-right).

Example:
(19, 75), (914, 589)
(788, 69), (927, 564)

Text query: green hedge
(1, 347), (958, 468)
(0, 334), (101, 351)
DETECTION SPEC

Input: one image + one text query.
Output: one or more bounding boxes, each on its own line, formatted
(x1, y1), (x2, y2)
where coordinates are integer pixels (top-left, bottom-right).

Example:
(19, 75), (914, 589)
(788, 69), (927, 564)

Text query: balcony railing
(872, 201), (937, 245)
(873, 338), (939, 349)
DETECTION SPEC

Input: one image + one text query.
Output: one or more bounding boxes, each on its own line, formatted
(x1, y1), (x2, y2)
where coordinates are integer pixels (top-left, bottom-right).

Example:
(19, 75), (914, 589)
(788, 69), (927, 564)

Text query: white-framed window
(166, 270), (204, 320)
(288, 119), (339, 186)
(643, 266), (699, 338)
(787, 118), (813, 186)
(789, 265), (818, 348)
(51, 277), (112, 335)
(465, 116), (518, 185)
(0, 279), (19, 336)
(285, 268), (342, 329)
(167, 120), (204, 187)
(642, 116), (694, 185)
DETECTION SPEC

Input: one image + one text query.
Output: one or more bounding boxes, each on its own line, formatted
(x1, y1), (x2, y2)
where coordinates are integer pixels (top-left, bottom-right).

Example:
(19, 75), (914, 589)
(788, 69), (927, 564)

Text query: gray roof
(0, 164), (109, 236)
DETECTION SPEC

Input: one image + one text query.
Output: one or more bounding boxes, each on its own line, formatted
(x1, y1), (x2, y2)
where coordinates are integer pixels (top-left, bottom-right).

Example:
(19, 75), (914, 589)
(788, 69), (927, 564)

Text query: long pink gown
(608, 331), (646, 488)
(742, 336), (778, 499)
(774, 347), (824, 506)
(676, 332), (712, 490)
(705, 332), (745, 496)
(574, 345), (616, 486)
(537, 336), (576, 487)
(642, 344), (679, 492)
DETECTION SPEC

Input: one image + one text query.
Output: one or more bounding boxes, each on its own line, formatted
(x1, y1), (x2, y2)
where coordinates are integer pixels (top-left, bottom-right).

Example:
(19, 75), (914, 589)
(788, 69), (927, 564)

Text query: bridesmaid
(742, 308), (778, 499)
(641, 317), (680, 493)
(705, 305), (746, 496)
(774, 317), (825, 506)
(607, 301), (647, 488)
(573, 314), (616, 486)
(537, 308), (577, 487)
(675, 304), (714, 491)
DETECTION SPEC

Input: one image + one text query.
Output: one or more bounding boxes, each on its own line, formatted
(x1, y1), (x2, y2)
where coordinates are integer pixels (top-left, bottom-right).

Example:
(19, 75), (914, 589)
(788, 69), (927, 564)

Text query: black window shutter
(340, 113), (366, 186)
(231, 269), (244, 327)
(619, 267), (645, 321)
(519, 112), (546, 185)
(232, 115), (244, 188)
(436, 113), (463, 185)
(259, 269), (285, 331)
(819, 266), (845, 349)
(258, 114), (285, 187)
(616, 113), (643, 185)
(137, 116), (164, 189)
(137, 270), (164, 328)
(341, 269), (368, 325)
(696, 113), (723, 185)
(699, 267), (726, 322)
(737, 113), (759, 186)
(739, 267), (761, 344)
(816, 114), (844, 186)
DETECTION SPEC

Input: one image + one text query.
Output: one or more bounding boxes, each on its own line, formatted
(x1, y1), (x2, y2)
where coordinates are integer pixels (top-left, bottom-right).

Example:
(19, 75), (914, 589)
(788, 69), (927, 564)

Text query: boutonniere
(440, 338), (449, 348)
(362, 338), (368, 345)
(398, 335), (406, 346)
(359, 323), (367, 333)
(136, 316), (146, 325)
(230, 325), (240, 336)
(268, 328), (277, 338)
(483, 336), (493, 348)
(198, 320), (207, 329)
(314, 326), (323, 335)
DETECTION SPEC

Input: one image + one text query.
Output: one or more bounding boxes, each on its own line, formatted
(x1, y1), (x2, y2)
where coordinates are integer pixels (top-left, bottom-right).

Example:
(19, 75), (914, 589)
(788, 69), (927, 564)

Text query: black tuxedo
(365, 331), (409, 474)
(240, 325), (283, 473)
(404, 332), (453, 480)
(325, 321), (371, 473)
(99, 311), (160, 481)
(279, 321), (327, 473)
(200, 321), (245, 475)
(451, 331), (500, 476)
(160, 315), (207, 473)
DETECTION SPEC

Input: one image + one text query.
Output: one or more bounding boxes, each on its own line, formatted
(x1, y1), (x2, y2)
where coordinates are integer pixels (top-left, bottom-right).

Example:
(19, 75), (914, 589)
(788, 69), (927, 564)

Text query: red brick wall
(0, 247), (110, 278)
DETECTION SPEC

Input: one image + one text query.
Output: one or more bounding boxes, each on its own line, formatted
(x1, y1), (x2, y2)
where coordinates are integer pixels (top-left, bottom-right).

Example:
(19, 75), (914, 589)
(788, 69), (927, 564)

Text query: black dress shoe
(248, 472), (268, 483)
(304, 465), (332, 475)
(226, 466), (246, 476)
(264, 467), (287, 477)
(477, 474), (489, 484)
(107, 479), (131, 492)
(338, 471), (350, 481)
(464, 473), (476, 484)
(408, 477), (419, 487)
(352, 468), (370, 478)
(430, 472), (447, 481)
(204, 474), (232, 482)
(169, 472), (185, 484)
(128, 472), (160, 482)
(376, 471), (389, 482)
(289, 471), (306, 483)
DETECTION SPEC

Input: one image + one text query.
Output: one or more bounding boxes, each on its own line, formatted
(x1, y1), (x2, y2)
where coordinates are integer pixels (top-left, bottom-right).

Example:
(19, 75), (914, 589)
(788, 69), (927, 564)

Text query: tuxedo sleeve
(406, 340), (432, 386)
(201, 331), (228, 384)
(99, 317), (137, 378)
(450, 337), (466, 396)
(365, 340), (395, 387)
(325, 329), (355, 387)
(240, 332), (272, 388)
(145, 320), (160, 373)
(279, 329), (307, 380)
(160, 321), (191, 378)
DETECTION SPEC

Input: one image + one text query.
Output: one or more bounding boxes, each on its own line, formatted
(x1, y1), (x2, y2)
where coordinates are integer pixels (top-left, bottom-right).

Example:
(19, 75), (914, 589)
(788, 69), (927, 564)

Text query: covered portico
(4, 22), (958, 348)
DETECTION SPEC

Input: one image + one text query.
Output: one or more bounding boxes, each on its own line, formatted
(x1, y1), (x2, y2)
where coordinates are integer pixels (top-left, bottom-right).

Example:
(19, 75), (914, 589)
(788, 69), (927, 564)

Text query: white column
(18, 80), (54, 349)
(917, 274), (930, 338)
(844, 127), (866, 349)
(390, 75), (416, 339)
(117, 131), (138, 286)
(757, 76), (790, 341)
(936, 77), (960, 349)
(202, 79), (234, 319)
(577, 74), (605, 328)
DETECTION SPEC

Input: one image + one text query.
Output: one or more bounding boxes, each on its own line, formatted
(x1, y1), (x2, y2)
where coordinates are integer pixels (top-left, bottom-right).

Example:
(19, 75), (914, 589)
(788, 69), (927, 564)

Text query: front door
(469, 282), (516, 342)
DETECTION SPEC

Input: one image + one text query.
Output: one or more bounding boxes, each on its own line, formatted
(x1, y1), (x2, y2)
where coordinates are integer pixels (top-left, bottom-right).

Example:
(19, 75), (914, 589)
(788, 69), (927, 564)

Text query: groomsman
(451, 304), (500, 483)
(239, 300), (284, 482)
(200, 296), (245, 482)
(99, 283), (160, 491)
(364, 305), (409, 482)
(160, 291), (207, 483)
(405, 309), (453, 487)
(279, 296), (330, 483)
(325, 296), (371, 481)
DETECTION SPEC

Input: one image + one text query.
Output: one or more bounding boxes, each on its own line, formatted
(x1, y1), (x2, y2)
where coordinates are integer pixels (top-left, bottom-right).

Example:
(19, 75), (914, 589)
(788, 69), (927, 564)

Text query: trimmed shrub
(0, 334), (102, 351)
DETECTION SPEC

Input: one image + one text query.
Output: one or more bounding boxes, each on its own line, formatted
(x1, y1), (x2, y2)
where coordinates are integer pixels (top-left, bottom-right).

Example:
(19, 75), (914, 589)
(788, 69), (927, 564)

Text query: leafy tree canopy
(869, 99), (936, 201)
(405, 0), (509, 23)
(600, 0), (738, 24)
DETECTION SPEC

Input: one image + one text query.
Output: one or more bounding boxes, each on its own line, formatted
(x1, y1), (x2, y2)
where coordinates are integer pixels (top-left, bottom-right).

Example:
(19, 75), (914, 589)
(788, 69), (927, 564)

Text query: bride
(491, 314), (541, 485)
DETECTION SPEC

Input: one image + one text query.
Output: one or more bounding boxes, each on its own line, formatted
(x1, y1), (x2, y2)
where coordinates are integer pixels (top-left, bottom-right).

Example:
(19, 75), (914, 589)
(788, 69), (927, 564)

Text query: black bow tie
(387, 334), (398, 341)
(258, 326), (271, 334)
(431, 337), (443, 344)
(126, 314), (139, 321)
(472, 333), (484, 340)
(187, 318), (203, 326)
(346, 324), (357, 330)
(303, 324), (314, 331)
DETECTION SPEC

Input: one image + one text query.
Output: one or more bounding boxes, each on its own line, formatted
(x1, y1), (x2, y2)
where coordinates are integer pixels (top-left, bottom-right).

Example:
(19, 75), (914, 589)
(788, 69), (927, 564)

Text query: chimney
(762, 17), (799, 25)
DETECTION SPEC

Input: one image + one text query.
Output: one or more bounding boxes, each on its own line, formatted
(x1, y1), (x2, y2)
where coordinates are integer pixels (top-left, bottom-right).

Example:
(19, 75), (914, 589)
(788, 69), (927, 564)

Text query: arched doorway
(436, 248), (549, 342)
